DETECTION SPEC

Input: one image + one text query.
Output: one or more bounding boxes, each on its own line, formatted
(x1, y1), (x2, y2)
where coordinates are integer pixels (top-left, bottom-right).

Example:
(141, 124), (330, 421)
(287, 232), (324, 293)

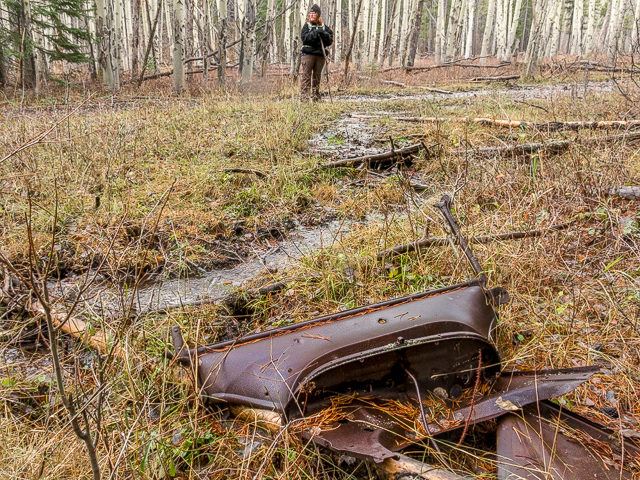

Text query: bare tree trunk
(138, 0), (162, 86)
(479, 0), (495, 64)
(434, 0), (446, 64)
(585, 0), (597, 55)
(201, 0), (210, 85)
(444, 0), (463, 61)
(407, 0), (424, 66)
(464, 0), (476, 58)
(343, 0), (363, 80)
(173, 0), (186, 92)
(132, 0), (141, 77)
(335, 0), (343, 61)
(506, 0), (523, 59)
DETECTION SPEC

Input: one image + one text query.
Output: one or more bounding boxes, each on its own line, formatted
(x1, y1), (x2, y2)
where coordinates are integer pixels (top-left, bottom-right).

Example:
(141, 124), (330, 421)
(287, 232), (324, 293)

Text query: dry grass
(1, 68), (640, 479)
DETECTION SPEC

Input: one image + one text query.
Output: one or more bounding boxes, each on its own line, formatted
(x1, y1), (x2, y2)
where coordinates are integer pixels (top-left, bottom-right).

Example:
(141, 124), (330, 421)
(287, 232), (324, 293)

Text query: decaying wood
(322, 143), (427, 168)
(350, 115), (640, 131)
(415, 86), (454, 94)
(471, 131), (640, 156)
(470, 74), (520, 82)
(230, 405), (283, 434)
(377, 221), (575, 258)
(37, 306), (125, 359)
(378, 453), (468, 479)
(221, 168), (268, 178)
(383, 61), (511, 73)
(609, 186), (640, 200)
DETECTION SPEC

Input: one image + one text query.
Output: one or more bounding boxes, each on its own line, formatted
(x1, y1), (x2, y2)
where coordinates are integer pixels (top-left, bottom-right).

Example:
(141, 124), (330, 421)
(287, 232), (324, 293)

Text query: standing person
(300, 4), (333, 102)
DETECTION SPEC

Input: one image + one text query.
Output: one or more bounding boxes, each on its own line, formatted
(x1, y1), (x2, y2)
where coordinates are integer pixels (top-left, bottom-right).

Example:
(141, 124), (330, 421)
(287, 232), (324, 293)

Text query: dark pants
(300, 54), (326, 101)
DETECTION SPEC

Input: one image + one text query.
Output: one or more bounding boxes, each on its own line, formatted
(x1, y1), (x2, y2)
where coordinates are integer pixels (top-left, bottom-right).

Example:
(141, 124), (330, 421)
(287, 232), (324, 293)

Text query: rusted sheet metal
(301, 367), (598, 463)
(497, 401), (640, 479)
(171, 279), (504, 417)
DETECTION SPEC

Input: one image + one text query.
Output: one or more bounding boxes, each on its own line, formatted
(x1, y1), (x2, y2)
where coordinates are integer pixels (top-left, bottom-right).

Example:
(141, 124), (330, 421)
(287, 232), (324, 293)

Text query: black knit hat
(310, 4), (321, 15)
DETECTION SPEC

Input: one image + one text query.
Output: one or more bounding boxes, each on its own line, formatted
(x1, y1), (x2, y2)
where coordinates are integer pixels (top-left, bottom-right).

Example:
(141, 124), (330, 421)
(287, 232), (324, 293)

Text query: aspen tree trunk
(584, 0), (597, 55)
(547, 0), (562, 58)
(335, 0), (342, 61)
(495, 0), (506, 60)
(389, 0), (401, 65)
(121, 0), (131, 72)
(132, 0), (141, 76)
(115, 0), (124, 78)
(444, 0), (462, 61)
(217, 0), (227, 86)
(505, 0), (523, 59)
(479, 0), (496, 64)
(201, 0), (210, 85)
(284, 3), (292, 64)
(0, 0), (5, 87)
(360, 0), (371, 65)
(369, 0), (380, 63)
(407, 0), (424, 65)
(380, 0), (398, 64)
(173, 0), (186, 92)
(607, 0), (624, 60)
(464, 0), (476, 58)
(21, 0), (38, 89)
(398, 0), (411, 65)
(633, 0), (640, 46)
(376, 0), (386, 62)
(185, 0), (194, 72)
(434, 0), (446, 64)
(570, 0), (583, 55)
(524, 0), (545, 76)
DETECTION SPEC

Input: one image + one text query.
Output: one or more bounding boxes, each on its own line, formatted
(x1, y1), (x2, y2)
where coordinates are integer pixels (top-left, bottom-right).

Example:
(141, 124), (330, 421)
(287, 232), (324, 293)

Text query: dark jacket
(301, 22), (333, 56)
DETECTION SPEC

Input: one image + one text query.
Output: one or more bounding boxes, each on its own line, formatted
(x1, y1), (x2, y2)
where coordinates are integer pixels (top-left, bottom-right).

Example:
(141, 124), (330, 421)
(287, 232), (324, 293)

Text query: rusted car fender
(170, 278), (507, 419)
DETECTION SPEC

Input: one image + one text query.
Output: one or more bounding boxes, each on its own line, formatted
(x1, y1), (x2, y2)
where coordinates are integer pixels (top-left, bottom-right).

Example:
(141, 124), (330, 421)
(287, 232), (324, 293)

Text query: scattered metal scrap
(169, 195), (640, 478)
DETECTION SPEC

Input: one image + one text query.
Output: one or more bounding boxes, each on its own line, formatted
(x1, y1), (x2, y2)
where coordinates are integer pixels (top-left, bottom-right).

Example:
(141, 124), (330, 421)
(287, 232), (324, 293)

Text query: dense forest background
(2, 0), (640, 92)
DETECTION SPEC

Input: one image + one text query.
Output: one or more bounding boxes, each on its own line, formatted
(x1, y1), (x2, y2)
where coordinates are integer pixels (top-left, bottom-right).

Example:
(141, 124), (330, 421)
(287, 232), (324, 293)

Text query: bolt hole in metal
(378, 318), (386, 324)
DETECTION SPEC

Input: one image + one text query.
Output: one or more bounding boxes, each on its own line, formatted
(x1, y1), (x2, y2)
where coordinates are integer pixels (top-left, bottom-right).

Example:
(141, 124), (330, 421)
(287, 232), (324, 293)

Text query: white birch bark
(284, 2), (292, 64)
(464, 0), (476, 58)
(479, 0), (496, 64)
(109, 0), (121, 90)
(173, 0), (186, 92)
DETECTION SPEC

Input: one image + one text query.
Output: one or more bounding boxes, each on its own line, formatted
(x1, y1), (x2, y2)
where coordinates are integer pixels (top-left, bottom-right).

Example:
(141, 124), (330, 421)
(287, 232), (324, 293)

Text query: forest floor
(1, 65), (640, 479)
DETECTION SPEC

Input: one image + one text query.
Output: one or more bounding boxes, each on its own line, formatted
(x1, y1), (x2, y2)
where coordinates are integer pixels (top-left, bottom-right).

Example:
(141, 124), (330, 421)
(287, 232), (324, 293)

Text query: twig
(221, 168), (268, 178)
(321, 143), (432, 168)
(470, 74), (520, 82)
(377, 221), (575, 258)
(415, 86), (454, 94)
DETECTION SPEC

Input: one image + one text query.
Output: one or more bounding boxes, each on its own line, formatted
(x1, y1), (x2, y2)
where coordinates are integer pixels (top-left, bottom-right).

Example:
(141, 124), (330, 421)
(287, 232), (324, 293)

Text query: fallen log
(416, 86), (454, 94)
(472, 131), (640, 156)
(470, 74), (520, 82)
(349, 114), (640, 131)
(321, 143), (427, 168)
(377, 221), (575, 258)
(609, 186), (640, 200)
(378, 454), (469, 480)
(34, 305), (125, 359)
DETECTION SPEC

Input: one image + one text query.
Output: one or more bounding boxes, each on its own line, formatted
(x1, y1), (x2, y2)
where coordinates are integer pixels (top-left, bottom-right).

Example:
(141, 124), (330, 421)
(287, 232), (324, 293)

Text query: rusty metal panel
(171, 280), (502, 417)
(301, 367), (598, 463)
(497, 401), (640, 479)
